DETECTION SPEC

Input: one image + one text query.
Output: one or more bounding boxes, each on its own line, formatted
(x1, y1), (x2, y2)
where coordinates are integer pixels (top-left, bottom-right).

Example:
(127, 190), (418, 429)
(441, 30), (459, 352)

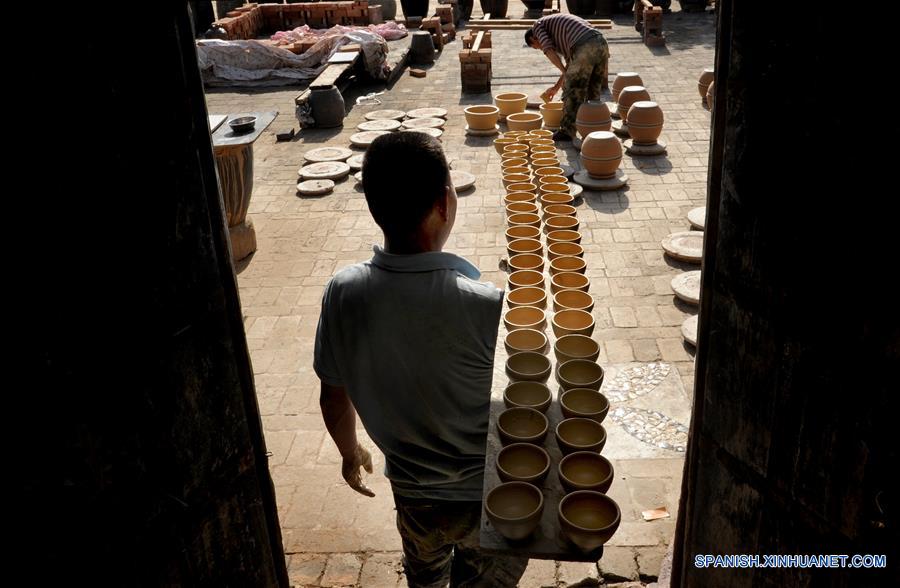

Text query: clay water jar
(548, 241), (584, 260)
(504, 381), (552, 412)
(501, 157), (528, 169)
(698, 67), (715, 100)
(506, 351), (552, 383)
(506, 225), (541, 242)
(465, 105), (500, 130)
(706, 81), (715, 110)
(507, 213), (541, 229)
(547, 230), (582, 246)
(552, 308), (595, 338)
(554, 334), (601, 364)
(507, 112), (543, 131)
(508, 269), (544, 290)
(543, 204), (577, 221)
(505, 192), (537, 206)
(497, 443), (551, 484)
(504, 328), (549, 356)
(503, 173), (532, 188)
(509, 252), (544, 273)
(485, 481), (544, 540)
(540, 101), (564, 128)
(558, 452), (614, 494)
(541, 193), (575, 208)
(545, 215), (580, 234)
(506, 285), (547, 309)
(625, 101), (663, 145)
(580, 131), (622, 179)
(549, 255), (586, 276)
(497, 407), (549, 445)
(556, 359), (604, 391)
(617, 85), (651, 120)
(555, 417), (607, 455)
(494, 137), (519, 154)
(553, 289), (594, 313)
(506, 237), (542, 259)
(551, 271), (590, 294)
(531, 129), (553, 138)
(506, 182), (537, 195)
(560, 388), (609, 423)
(558, 491), (621, 551)
(495, 92), (528, 117)
(535, 166), (565, 179)
(503, 305), (546, 332)
(575, 100), (612, 138)
(612, 71), (643, 103)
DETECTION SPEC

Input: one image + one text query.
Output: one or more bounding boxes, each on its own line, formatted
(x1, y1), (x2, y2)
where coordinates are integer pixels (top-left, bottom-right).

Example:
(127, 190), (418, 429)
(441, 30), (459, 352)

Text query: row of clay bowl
(484, 137), (621, 551)
(464, 92), (565, 132)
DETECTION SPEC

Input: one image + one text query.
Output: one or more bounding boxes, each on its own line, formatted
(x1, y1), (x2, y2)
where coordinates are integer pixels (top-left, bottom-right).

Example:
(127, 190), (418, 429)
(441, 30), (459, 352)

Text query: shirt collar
(370, 245), (481, 279)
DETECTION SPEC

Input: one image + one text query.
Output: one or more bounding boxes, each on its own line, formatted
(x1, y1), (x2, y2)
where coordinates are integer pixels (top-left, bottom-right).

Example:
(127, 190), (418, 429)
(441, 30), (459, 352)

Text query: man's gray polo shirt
(314, 246), (504, 501)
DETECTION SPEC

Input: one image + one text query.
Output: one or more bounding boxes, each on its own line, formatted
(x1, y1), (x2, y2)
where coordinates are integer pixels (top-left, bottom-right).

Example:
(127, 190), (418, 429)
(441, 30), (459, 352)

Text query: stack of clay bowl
(623, 101), (666, 156)
(540, 101), (564, 131)
(615, 86), (652, 137)
(610, 72), (643, 119)
(495, 92), (528, 122)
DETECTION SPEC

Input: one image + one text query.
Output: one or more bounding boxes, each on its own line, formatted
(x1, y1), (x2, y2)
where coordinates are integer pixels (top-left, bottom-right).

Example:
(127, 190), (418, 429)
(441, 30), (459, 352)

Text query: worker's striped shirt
(532, 13), (603, 62)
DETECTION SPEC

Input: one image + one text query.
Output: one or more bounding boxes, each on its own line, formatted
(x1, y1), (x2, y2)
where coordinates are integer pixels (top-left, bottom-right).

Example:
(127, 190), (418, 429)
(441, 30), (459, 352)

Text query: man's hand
(342, 443), (375, 497)
(541, 86), (558, 103)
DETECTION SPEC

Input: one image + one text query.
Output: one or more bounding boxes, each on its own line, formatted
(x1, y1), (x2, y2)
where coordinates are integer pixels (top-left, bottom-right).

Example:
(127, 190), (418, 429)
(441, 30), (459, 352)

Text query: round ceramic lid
(401, 117), (446, 129)
(451, 170), (476, 191)
(357, 119), (402, 132)
(406, 107), (448, 119)
(303, 146), (353, 163)
(661, 231), (703, 262)
(350, 130), (391, 147)
(297, 161), (351, 180)
(687, 206), (706, 230)
(347, 154), (365, 170)
(682, 315), (698, 346)
(364, 109), (406, 121)
(296, 179), (335, 195)
(671, 271), (701, 305)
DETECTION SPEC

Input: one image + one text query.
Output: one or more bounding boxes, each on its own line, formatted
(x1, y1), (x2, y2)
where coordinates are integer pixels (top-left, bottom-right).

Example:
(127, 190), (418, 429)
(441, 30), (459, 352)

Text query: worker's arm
(320, 381), (375, 497)
(542, 52), (567, 101)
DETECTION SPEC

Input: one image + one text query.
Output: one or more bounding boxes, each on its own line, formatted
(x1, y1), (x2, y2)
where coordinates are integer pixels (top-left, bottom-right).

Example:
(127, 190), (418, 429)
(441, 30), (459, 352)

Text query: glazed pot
(612, 72), (643, 103)
(625, 100), (664, 145)
(552, 308), (595, 338)
(497, 443), (550, 484)
(580, 131), (622, 179)
(555, 417), (607, 455)
(698, 67), (714, 101)
(575, 100), (612, 138)
(508, 269), (544, 290)
(617, 85), (651, 120)
(540, 101), (564, 129)
(560, 388), (610, 423)
(506, 284), (546, 309)
(309, 85), (346, 128)
(554, 334), (600, 364)
(556, 359), (604, 391)
(504, 328), (549, 356)
(497, 407), (549, 445)
(558, 491), (621, 551)
(507, 112), (543, 131)
(504, 381), (553, 411)
(558, 452), (615, 494)
(485, 481), (544, 540)
(465, 105), (500, 131)
(495, 92), (528, 117)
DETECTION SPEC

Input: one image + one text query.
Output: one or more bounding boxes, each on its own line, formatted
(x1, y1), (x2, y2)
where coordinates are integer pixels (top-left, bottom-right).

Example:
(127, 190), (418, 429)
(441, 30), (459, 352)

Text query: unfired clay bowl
(506, 285), (547, 309)
(508, 269), (544, 290)
(497, 406), (549, 445)
(553, 289), (594, 313)
(558, 491), (621, 551)
(503, 306), (546, 332)
(556, 359), (605, 391)
(503, 380), (552, 412)
(506, 225), (541, 243)
(497, 443), (551, 484)
(485, 481), (544, 540)
(506, 351), (552, 383)
(549, 255), (587, 277)
(552, 308), (595, 338)
(550, 271), (590, 294)
(554, 334), (601, 364)
(555, 417), (607, 455)
(560, 388), (610, 423)
(558, 451), (614, 493)
(509, 253), (544, 273)
(548, 242), (584, 260)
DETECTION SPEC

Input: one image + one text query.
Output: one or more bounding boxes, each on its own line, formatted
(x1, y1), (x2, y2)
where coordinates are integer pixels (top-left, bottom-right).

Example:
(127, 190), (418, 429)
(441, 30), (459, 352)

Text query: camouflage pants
(560, 37), (610, 137)
(393, 494), (529, 588)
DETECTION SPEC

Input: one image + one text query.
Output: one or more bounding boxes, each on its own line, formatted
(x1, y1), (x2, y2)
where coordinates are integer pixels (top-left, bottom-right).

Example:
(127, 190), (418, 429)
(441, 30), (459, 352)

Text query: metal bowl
(228, 116), (257, 134)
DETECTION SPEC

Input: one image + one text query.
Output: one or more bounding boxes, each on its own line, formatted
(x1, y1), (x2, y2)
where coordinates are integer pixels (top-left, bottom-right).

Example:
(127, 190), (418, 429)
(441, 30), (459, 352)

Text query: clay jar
(495, 92), (528, 117)
(540, 101), (564, 128)
(617, 86), (651, 120)
(575, 100), (612, 138)
(612, 72), (643, 103)
(465, 105), (499, 130)
(626, 101), (664, 145)
(580, 131), (622, 179)
(698, 67), (715, 101)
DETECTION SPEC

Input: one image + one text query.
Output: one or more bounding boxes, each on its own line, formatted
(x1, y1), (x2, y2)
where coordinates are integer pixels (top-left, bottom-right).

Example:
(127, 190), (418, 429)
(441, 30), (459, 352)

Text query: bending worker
(525, 13), (610, 142)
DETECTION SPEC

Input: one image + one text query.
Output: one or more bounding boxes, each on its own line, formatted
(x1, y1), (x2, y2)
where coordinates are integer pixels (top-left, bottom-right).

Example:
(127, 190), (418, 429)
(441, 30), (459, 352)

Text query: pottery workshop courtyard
(204, 4), (715, 586)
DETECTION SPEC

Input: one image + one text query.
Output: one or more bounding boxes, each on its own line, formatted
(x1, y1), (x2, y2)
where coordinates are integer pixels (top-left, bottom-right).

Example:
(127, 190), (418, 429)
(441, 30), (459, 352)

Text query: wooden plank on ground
(472, 31), (485, 52)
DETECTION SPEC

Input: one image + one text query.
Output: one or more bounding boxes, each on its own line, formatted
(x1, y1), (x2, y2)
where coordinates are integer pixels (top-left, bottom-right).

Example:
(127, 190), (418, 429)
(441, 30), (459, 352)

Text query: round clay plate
(682, 315), (698, 346)
(303, 146), (353, 163)
(688, 206), (706, 230)
(406, 107), (448, 119)
(402, 127), (443, 139)
(296, 179), (335, 196)
(364, 109), (406, 121)
(297, 161), (351, 180)
(671, 271), (701, 305)
(451, 170), (476, 191)
(350, 130), (391, 147)
(569, 184), (583, 198)
(354, 171), (363, 183)
(347, 154), (365, 170)
(661, 231), (704, 262)
(401, 117), (446, 129)
(357, 119), (402, 132)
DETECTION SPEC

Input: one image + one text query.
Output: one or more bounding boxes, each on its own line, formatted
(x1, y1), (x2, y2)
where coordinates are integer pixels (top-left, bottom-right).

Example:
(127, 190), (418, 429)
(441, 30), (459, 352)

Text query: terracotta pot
(580, 131), (622, 179)
(504, 381), (552, 411)
(553, 288), (594, 313)
(560, 389), (609, 423)
(501, 157), (529, 169)
(556, 358), (604, 390)
(509, 252), (544, 273)
(506, 351), (552, 383)
(555, 417), (607, 455)
(706, 81), (715, 111)
(558, 452), (614, 494)
(617, 85), (651, 119)
(503, 305), (546, 332)
(508, 269), (544, 289)
(550, 271), (589, 294)
(503, 143), (529, 155)
(530, 146), (556, 159)
(575, 100), (612, 138)
(535, 166), (565, 178)
(507, 112), (543, 131)
(552, 309), (595, 338)
(546, 230), (582, 246)
(505, 192), (537, 206)
(464, 105), (499, 130)
(543, 204), (577, 221)
(554, 334), (600, 363)
(485, 481), (544, 540)
(541, 193), (575, 208)
(558, 491), (621, 551)
(540, 183), (571, 198)
(503, 173), (532, 188)
(530, 129), (554, 138)
(612, 72), (643, 103)
(503, 167), (531, 178)
(549, 256), (587, 279)
(545, 215), (580, 234)
(494, 137), (519, 155)
(506, 182), (537, 195)
(506, 284), (546, 309)
(504, 329), (549, 357)
(537, 174), (568, 186)
(497, 443), (551, 484)
(507, 212), (541, 228)
(698, 67), (715, 100)
(625, 101), (664, 145)
(529, 138), (555, 148)
(548, 241), (584, 260)
(497, 407), (549, 445)
(539, 101), (564, 129)
(495, 92), (529, 116)
(506, 237), (542, 259)
(531, 159), (561, 170)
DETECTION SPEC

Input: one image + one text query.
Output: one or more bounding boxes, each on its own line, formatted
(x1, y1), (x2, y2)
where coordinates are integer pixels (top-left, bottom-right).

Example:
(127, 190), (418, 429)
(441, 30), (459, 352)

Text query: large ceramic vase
(580, 131), (622, 179)
(481, 0), (509, 18)
(309, 85), (345, 128)
(575, 100), (612, 138)
(612, 72), (643, 103)
(625, 101), (663, 145)
(617, 86), (651, 120)
(400, 0), (428, 18)
(698, 67), (714, 102)
(380, 0), (398, 20)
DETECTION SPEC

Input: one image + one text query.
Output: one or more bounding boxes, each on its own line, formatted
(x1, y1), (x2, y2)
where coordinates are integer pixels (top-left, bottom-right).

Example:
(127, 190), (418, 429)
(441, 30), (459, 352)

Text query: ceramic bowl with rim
(555, 417), (607, 455)
(497, 443), (551, 484)
(558, 490), (621, 551)
(556, 359), (605, 391)
(497, 406), (549, 445)
(560, 388), (610, 423)
(558, 451), (615, 493)
(503, 380), (552, 412)
(485, 481), (545, 540)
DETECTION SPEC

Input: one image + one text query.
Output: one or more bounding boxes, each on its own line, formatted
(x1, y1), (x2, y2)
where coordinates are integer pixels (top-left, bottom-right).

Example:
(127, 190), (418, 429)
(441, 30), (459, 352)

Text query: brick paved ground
(204, 4), (715, 586)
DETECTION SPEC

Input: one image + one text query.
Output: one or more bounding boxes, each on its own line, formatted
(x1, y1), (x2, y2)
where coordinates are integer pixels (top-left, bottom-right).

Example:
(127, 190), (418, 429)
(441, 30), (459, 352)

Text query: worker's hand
(541, 87), (557, 103)
(342, 443), (375, 497)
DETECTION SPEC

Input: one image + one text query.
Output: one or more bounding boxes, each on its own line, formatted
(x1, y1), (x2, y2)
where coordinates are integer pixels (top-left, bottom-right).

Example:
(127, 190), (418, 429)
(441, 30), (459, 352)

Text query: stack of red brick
(633, 1), (665, 47)
(459, 30), (491, 93)
(215, 1), (373, 40)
